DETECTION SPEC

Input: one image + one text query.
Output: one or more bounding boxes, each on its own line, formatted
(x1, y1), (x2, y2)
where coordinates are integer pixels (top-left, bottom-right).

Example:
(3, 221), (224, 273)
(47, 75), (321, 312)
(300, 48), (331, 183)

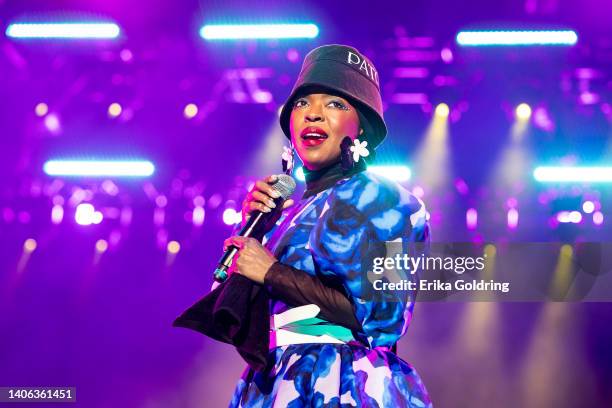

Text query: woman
(224, 44), (432, 408)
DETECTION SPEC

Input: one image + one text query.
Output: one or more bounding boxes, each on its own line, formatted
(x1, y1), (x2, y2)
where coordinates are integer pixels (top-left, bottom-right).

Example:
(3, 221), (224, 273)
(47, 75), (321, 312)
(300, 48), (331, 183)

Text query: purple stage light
(44, 160), (155, 177)
(222, 208), (241, 225)
(51, 204), (64, 224)
(192, 206), (205, 226)
(44, 114), (60, 133)
(466, 208), (478, 230)
(200, 24), (319, 40)
(507, 208), (519, 230)
(75, 203), (103, 226)
(456, 30), (578, 46)
(440, 48), (453, 63)
(582, 201), (595, 214)
(593, 212), (604, 226)
(6, 23), (121, 39)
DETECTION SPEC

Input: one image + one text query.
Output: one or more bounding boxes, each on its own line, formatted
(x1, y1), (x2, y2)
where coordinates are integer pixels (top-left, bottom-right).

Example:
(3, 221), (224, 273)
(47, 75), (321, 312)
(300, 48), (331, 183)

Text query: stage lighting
(368, 166), (412, 182)
(44, 114), (60, 133)
(222, 208), (241, 225)
(515, 103), (532, 121)
(507, 208), (519, 229)
(533, 167), (612, 182)
(51, 204), (64, 224)
(466, 208), (478, 230)
(108, 103), (122, 118)
(593, 212), (604, 225)
(582, 201), (595, 214)
(295, 166), (411, 183)
(75, 203), (103, 226)
(192, 206), (205, 226)
(167, 241), (181, 254)
(200, 24), (319, 40)
(23, 238), (37, 252)
(184, 104), (198, 119)
(95, 239), (108, 253)
(435, 103), (450, 118)
(43, 160), (155, 177)
(456, 30), (578, 46)
(6, 23), (120, 39)
(35, 103), (48, 116)
(557, 211), (582, 224)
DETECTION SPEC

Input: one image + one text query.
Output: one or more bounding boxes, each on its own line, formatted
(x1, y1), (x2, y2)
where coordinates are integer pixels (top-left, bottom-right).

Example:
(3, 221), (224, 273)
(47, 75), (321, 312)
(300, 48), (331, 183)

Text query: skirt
(229, 343), (432, 408)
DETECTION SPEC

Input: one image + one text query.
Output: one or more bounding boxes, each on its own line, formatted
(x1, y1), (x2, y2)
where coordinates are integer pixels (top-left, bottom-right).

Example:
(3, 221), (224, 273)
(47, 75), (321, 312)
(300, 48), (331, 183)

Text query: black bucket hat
(279, 44), (387, 149)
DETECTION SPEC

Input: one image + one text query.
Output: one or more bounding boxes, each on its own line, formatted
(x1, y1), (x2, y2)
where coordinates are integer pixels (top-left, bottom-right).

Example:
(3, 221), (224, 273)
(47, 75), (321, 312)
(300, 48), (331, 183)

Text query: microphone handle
(213, 195), (285, 282)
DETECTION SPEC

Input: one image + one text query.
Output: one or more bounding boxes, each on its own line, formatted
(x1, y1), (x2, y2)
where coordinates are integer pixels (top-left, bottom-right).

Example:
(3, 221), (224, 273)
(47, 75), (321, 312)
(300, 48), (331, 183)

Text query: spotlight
(6, 23), (121, 39)
(75, 203), (103, 226)
(222, 208), (241, 225)
(456, 30), (578, 46)
(23, 238), (37, 252)
(435, 103), (450, 118)
(515, 103), (532, 120)
(95, 239), (108, 253)
(51, 204), (64, 224)
(108, 103), (122, 118)
(35, 103), (48, 116)
(44, 160), (155, 177)
(167, 241), (181, 254)
(184, 103), (198, 119)
(593, 211), (604, 225)
(534, 167), (612, 182)
(200, 24), (319, 40)
(466, 208), (478, 230)
(582, 201), (595, 214)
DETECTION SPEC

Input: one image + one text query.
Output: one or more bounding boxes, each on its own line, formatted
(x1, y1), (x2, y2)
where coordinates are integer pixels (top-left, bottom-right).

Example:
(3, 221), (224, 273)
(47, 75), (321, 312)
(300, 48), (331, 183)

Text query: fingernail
(263, 207), (271, 213)
(268, 200), (276, 208)
(271, 191), (281, 198)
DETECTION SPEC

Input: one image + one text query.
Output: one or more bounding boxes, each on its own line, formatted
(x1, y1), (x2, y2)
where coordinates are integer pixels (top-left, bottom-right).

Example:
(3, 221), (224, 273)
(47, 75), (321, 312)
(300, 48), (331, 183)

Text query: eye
(293, 98), (308, 109)
(328, 100), (349, 110)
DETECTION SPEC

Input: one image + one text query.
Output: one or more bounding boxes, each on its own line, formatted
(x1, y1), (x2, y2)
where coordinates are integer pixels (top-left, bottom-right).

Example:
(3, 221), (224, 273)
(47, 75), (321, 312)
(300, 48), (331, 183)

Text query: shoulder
(327, 171), (428, 239)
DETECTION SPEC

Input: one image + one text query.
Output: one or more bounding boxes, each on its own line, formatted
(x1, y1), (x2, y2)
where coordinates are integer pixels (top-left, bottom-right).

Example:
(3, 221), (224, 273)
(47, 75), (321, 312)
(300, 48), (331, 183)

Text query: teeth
(304, 133), (326, 138)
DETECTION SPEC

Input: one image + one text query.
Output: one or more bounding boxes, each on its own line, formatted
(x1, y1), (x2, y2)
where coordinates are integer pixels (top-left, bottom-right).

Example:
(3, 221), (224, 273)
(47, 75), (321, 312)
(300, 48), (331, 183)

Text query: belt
(269, 304), (357, 348)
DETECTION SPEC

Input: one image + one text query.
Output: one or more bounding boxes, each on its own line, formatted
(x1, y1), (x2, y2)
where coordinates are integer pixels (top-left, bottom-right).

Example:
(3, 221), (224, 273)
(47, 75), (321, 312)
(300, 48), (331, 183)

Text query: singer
(224, 45), (432, 407)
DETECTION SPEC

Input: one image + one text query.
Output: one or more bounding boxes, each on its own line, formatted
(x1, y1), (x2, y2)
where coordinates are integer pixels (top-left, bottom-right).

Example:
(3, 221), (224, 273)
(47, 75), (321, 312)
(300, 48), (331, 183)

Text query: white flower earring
(340, 134), (369, 173)
(349, 139), (369, 162)
(281, 145), (295, 175)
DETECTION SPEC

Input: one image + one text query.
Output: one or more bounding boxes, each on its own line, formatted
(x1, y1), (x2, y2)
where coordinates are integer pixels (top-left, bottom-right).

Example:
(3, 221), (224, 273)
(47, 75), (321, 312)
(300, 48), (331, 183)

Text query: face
(289, 93), (362, 171)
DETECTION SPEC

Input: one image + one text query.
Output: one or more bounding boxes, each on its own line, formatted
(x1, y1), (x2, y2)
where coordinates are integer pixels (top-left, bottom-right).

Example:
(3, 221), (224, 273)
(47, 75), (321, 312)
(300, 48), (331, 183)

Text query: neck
(302, 160), (367, 198)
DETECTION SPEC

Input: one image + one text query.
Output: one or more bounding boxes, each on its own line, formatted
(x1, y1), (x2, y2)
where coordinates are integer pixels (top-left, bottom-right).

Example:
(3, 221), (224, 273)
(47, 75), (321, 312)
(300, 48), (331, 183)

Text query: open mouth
(301, 127), (328, 146)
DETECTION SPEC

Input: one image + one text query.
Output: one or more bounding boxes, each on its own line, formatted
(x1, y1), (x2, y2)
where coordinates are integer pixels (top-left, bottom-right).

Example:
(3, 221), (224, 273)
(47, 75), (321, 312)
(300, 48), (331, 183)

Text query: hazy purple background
(0, 0), (611, 407)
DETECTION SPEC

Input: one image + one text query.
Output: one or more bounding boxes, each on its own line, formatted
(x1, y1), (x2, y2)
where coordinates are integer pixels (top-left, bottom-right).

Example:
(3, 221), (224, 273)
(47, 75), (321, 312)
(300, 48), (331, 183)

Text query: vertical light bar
(6, 23), (121, 39)
(200, 24), (319, 40)
(456, 30), (577, 46)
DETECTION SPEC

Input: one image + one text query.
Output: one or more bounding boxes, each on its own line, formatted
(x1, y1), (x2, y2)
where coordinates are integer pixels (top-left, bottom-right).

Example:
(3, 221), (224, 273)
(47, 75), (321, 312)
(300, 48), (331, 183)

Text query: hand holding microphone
(241, 174), (295, 226)
(214, 174), (296, 282)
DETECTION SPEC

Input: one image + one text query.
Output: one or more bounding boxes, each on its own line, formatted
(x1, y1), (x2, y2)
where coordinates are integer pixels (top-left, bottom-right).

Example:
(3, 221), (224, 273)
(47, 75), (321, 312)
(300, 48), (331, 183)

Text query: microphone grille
(272, 174), (297, 199)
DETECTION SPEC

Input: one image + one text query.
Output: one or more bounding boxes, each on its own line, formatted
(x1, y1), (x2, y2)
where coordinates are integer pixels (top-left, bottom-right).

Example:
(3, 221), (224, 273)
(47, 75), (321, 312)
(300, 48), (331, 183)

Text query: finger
(264, 174), (278, 184)
(281, 199), (294, 210)
(251, 190), (276, 209)
(248, 201), (272, 213)
(226, 236), (247, 249)
(255, 180), (281, 199)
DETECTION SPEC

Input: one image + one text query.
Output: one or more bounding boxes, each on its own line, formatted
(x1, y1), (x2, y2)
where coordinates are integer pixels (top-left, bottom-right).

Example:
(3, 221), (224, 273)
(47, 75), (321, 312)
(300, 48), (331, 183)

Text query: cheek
(330, 112), (360, 139)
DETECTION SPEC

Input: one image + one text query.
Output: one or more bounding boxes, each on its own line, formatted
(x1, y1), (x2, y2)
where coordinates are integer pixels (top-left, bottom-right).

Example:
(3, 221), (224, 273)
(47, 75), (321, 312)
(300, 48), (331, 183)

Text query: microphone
(213, 174), (296, 282)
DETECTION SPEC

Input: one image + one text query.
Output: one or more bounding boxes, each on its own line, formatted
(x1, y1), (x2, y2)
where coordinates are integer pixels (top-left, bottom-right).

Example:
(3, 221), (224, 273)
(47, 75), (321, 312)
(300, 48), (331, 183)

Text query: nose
(305, 104), (323, 122)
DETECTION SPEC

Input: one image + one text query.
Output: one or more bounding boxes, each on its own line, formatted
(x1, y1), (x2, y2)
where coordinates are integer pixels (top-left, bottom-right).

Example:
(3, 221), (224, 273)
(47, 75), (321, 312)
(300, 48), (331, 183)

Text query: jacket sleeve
(263, 261), (362, 332)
